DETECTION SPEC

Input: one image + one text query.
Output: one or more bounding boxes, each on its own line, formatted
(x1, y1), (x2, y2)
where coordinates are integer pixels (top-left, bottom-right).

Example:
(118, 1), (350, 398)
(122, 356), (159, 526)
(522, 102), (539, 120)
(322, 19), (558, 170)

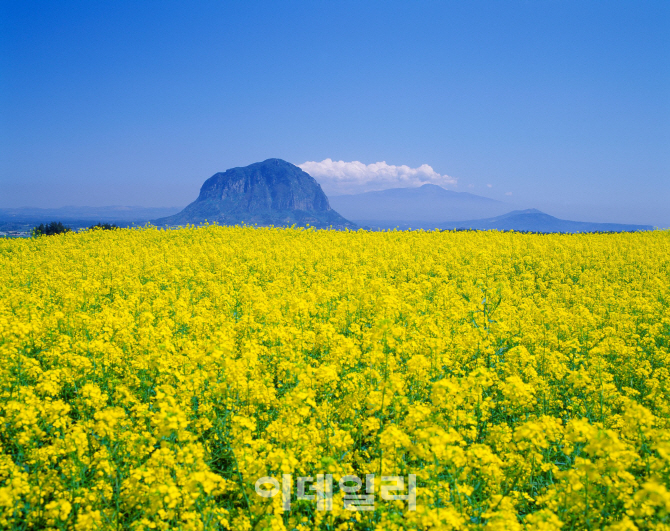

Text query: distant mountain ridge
(155, 159), (354, 229)
(359, 209), (653, 233)
(329, 183), (511, 222)
(440, 209), (653, 233)
(0, 206), (182, 228)
(1, 169), (655, 234)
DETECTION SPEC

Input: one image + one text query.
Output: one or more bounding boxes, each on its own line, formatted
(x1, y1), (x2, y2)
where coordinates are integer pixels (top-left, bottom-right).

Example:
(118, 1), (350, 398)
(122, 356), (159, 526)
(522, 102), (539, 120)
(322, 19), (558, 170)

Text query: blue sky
(1, 1), (668, 226)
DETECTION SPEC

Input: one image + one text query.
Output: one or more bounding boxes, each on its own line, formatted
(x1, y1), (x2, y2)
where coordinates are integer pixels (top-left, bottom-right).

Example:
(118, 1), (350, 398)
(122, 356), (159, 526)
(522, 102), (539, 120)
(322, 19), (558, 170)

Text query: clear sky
(1, 1), (668, 226)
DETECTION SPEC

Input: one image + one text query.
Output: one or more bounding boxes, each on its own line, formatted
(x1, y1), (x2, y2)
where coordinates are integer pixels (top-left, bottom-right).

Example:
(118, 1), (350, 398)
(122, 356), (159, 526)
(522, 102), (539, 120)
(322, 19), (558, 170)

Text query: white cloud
(505, 192), (513, 196)
(298, 159), (457, 195)
(487, 184), (493, 188)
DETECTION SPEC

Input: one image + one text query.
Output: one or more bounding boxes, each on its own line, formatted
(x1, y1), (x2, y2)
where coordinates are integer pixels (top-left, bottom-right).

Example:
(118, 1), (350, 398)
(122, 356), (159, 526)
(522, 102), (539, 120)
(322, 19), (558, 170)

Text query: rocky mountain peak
(155, 159), (354, 229)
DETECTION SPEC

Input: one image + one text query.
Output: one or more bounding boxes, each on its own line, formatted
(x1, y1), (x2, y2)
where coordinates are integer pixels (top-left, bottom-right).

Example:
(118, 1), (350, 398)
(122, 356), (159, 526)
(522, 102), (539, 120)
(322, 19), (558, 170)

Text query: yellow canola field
(0, 226), (669, 531)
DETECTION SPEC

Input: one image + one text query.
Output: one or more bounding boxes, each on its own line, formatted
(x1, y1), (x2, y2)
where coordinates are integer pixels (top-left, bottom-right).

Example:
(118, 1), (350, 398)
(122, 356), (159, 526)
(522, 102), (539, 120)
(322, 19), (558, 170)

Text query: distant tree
(31, 221), (71, 237)
(88, 222), (119, 230)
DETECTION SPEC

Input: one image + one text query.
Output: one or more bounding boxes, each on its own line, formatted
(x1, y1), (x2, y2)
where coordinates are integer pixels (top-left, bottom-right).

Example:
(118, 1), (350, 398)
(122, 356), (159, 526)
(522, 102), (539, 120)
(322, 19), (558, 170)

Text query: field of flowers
(0, 225), (669, 530)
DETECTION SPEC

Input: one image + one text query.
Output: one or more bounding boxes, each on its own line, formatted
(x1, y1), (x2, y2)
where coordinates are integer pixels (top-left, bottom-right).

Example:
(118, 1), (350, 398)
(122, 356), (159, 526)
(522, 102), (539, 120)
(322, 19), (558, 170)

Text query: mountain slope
(438, 209), (653, 233)
(328, 184), (510, 223)
(155, 159), (354, 229)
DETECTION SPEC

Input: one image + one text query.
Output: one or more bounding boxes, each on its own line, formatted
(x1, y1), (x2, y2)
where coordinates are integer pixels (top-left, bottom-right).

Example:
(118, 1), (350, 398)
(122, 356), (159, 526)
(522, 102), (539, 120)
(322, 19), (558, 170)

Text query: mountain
(436, 209), (653, 233)
(329, 185), (655, 232)
(328, 184), (511, 223)
(154, 159), (354, 229)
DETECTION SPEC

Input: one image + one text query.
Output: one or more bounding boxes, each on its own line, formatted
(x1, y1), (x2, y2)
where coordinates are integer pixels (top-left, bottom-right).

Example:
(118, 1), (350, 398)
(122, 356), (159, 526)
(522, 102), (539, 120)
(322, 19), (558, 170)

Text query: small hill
(357, 209), (653, 232)
(439, 209), (653, 233)
(328, 183), (510, 223)
(155, 159), (354, 229)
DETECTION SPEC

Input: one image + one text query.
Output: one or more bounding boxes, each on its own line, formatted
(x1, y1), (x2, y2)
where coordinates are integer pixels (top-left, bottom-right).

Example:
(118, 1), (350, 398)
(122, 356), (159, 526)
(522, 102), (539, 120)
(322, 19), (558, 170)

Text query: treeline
(31, 222), (119, 236)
